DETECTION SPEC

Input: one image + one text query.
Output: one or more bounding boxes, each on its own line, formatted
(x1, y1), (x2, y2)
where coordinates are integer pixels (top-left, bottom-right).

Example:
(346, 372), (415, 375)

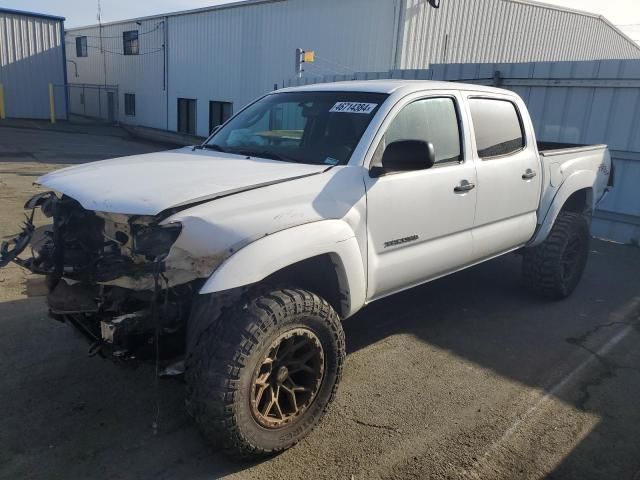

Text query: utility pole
(295, 48), (303, 79)
(98, 0), (107, 87)
(162, 19), (167, 91)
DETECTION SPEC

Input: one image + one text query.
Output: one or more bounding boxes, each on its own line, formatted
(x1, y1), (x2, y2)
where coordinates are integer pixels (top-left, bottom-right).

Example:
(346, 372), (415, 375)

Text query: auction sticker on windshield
(330, 102), (378, 114)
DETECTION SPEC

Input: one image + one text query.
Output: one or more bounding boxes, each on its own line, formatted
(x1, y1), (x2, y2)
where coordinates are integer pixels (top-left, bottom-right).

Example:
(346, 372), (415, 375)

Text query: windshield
(204, 91), (388, 165)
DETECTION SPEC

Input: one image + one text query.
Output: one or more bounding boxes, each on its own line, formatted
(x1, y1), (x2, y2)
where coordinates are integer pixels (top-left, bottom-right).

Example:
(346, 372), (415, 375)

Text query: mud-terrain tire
(522, 211), (591, 300)
(185, 287), (345, 460)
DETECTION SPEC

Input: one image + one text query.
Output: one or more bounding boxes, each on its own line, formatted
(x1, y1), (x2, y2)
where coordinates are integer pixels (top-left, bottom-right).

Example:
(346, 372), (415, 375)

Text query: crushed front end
(1, 192), (197, 363)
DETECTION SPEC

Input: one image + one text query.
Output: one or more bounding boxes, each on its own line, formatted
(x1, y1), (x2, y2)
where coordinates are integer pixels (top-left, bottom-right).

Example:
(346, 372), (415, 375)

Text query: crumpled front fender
(199, 220), (367, 318)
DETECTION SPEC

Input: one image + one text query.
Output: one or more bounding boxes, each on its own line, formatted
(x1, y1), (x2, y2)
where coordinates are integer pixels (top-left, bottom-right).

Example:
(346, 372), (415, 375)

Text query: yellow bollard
(0, 84), (5, 119)
(49, 83), (56, 124)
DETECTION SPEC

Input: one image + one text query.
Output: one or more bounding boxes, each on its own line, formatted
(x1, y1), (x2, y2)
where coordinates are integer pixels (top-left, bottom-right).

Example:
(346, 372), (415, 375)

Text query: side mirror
(371, 140), (436, 177)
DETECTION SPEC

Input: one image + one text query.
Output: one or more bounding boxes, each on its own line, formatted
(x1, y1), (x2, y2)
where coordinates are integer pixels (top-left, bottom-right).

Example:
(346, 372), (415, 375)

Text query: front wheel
(185, 287), (345, 460)
(522, 211), (591, 299)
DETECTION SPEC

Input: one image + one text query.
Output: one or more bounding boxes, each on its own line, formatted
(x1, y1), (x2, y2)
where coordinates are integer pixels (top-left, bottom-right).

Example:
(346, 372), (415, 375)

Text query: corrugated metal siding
(66, 0), (399, 137)
(428, 60), (640, 244)
(64, 19), (167, 128)
(399, 0), (640, 68)
(64, 0), (640, 143)
(166, 0), (399, 136)
(297, 59), (640, 244)
(0, 11), (66, 119)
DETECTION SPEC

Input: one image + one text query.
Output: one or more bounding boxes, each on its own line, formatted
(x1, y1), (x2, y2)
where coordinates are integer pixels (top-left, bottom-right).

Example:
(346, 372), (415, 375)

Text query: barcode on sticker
(330, 102), (378, 114)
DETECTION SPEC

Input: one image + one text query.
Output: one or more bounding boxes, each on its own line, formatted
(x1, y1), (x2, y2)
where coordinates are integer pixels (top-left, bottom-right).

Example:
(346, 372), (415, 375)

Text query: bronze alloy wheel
(186, 288), (345, 458)
(250, 328), (325, 429)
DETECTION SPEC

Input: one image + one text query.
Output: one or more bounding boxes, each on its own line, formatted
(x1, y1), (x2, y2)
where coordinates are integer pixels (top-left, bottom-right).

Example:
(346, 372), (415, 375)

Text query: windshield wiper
(195, 145), (301, 163)
(234, 150), (300, 163)
(193, 144), (226, 153)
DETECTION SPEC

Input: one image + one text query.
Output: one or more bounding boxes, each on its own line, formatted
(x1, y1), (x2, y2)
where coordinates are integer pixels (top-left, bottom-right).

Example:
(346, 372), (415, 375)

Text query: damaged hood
(37, 148), (328, 215)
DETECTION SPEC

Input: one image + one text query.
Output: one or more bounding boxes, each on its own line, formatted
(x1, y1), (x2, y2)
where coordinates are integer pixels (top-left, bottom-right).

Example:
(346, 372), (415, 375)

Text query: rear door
(466, 95), (541, 260)
(365, 92), (477, 300)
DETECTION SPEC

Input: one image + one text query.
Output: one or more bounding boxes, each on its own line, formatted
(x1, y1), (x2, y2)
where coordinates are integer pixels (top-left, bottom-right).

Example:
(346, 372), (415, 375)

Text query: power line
(66, 23), (162, 39)
(65, 41), (163, 56)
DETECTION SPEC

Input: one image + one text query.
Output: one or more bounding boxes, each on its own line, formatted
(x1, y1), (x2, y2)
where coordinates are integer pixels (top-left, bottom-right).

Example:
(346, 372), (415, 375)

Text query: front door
(365, 94), (477, 300)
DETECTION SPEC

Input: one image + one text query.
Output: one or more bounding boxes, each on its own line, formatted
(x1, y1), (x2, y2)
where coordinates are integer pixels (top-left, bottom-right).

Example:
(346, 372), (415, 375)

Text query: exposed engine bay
(0, 192), (199, 363)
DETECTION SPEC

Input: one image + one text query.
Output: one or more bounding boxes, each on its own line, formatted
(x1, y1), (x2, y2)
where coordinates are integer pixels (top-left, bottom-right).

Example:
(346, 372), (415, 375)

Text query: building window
(209, 101), (233, 134)
(469, 98), (525, 159)
(123, 30), (139, 55)
(124, 93), (136, 116)
(178, 98), (197, 135)
(75, 36), (87, 57)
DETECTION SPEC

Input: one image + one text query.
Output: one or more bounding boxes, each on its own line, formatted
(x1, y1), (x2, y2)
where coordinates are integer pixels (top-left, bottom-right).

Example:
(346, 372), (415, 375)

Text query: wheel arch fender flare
(529, 169), (596, 247)
(198, 220), (367, 318)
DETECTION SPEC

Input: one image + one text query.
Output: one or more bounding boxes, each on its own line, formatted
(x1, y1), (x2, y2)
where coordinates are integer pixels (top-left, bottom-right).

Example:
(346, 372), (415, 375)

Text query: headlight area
(3, 192), (198, 364)
(133, 223), (182, 260)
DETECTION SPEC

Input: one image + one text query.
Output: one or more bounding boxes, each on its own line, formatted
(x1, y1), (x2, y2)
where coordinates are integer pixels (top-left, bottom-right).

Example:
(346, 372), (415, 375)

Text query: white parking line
(463, 299), (639, 479)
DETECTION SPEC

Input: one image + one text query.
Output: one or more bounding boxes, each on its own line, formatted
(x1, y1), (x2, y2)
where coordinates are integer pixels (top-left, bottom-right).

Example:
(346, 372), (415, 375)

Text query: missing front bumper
(1, 192), (195, 364)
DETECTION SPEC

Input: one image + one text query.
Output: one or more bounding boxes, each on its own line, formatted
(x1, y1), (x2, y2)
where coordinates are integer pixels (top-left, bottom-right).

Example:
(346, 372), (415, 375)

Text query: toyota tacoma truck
(0, 80), (612, 459)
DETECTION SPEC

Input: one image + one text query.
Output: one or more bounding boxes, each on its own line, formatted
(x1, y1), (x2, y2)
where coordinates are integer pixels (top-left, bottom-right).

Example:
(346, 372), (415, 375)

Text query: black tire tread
(185, 287), (345, 460)
(522, 211), (590, 299)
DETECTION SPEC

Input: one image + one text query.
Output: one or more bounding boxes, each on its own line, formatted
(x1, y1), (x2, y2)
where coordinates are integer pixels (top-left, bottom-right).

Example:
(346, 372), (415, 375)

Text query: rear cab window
(468, 98), (525, 159)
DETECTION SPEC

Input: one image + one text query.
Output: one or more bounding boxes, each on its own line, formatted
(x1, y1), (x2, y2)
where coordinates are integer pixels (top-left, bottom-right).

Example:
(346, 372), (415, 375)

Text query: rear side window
(469, 98), (524, 159)
(382, 97), (462, 165)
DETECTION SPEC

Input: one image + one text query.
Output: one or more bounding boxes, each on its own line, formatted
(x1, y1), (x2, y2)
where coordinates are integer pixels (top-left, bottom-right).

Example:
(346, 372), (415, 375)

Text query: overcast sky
(5, 0), (640, 43)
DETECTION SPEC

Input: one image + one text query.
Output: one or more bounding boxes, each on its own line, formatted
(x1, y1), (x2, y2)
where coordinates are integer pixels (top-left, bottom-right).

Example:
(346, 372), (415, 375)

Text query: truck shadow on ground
(0, 241), (639, 479)
(344, 241), (640, 479)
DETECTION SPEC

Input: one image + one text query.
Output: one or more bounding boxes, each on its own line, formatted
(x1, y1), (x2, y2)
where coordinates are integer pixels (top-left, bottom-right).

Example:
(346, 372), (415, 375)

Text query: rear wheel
(185, 287), (345, 460)
(522, 211), (591, 299)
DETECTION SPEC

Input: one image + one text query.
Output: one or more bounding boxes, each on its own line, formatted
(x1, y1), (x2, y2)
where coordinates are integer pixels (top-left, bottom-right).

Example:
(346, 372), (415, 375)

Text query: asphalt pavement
(1, 121), (639, 480)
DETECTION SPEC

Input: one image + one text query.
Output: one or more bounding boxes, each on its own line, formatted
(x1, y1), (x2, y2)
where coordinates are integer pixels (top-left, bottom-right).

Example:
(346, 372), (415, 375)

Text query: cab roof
(278, 79), (511, 96)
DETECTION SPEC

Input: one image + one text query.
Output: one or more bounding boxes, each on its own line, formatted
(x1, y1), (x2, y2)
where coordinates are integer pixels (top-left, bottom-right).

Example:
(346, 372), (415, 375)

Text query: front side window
(469, 98), (525, 159)
(379, 97), (463, 166)
(205, 91), (388, 165)
(123, 31), (139, 55)
(75, 36), (87, 57)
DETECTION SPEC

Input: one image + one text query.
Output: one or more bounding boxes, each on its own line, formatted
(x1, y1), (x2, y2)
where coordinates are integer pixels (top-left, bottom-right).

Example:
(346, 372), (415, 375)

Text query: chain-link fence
(54, 83), (119, 124)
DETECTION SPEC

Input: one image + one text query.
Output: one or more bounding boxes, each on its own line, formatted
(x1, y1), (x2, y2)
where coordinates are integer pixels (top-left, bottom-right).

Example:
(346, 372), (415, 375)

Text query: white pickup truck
(1, 80), (612, 459)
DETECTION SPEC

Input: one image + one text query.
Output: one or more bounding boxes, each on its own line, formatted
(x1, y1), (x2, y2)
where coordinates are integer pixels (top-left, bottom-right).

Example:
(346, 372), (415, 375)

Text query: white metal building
(65, 0), (640, 137)
(0, 8), (67, 119)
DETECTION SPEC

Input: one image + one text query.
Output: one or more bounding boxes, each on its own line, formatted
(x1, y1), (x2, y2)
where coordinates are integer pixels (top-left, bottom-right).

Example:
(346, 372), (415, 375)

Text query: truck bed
(533, 141), (612, 244)
(536, 141), (613, 188)
(537, 141), (607, 156)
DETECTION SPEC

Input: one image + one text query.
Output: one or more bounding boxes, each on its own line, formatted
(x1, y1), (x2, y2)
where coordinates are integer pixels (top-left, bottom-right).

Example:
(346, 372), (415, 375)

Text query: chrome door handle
(522, 169), (537, 180)
(454, 180), (475, 193)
